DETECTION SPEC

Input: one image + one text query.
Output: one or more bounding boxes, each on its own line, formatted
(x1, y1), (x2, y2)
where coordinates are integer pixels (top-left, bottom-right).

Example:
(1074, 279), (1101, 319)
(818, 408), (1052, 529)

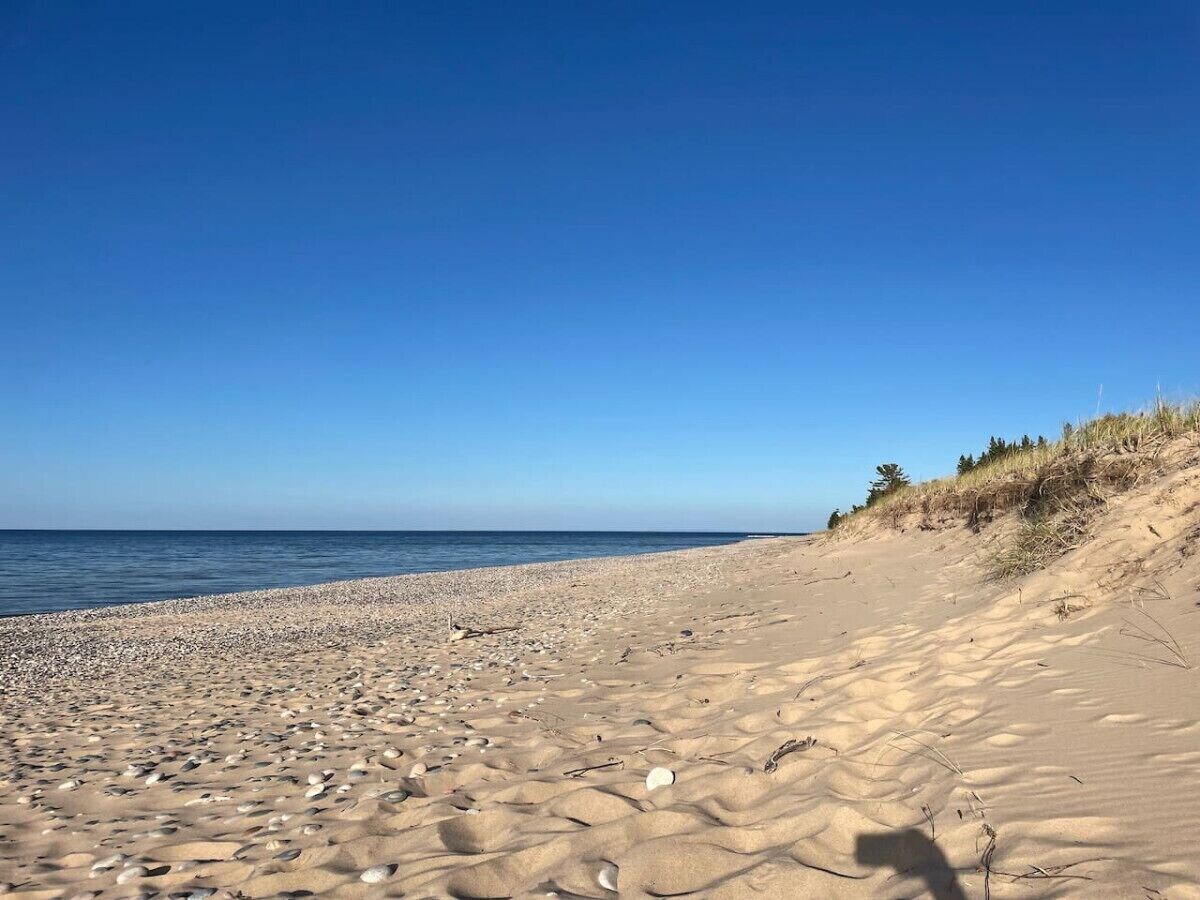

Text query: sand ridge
(2, 478), (1200, 898)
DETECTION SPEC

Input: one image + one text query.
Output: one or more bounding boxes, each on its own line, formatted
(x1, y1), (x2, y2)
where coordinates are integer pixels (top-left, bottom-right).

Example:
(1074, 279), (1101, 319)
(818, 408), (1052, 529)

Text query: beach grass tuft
(833, 397), (1200, 575)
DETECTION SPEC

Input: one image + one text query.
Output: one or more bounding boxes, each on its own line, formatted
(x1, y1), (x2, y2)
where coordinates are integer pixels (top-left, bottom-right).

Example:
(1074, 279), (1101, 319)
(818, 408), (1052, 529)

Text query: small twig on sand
(508, 711), (587, 746)
(764, 736), (818, 773)
(449, 624), (519, 642)
(563, 759), (623, 778)
(803, 570), (851, 586)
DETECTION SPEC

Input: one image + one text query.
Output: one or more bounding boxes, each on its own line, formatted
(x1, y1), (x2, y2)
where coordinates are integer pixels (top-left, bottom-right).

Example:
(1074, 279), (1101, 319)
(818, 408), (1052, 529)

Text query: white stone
(598, 861), (619, 891)
(360, 863), (394, 883)
(646, 767), (675, 790)
(116, 866), (148, 884)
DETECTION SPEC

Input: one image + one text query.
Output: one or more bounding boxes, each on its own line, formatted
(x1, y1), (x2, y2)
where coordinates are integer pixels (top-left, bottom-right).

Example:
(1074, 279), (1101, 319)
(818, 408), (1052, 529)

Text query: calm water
(0, 531), (748, 617)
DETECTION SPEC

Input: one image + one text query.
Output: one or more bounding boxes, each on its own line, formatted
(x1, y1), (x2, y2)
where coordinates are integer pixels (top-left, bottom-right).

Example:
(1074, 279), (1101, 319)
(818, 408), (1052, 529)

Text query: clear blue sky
(2, 2), (1197, 531)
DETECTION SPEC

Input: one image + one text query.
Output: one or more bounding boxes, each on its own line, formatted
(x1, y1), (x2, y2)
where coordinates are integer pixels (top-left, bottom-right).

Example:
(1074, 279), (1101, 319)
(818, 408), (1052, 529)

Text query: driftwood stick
(563, 759), (623, 778)
(764, 736), (818, 773)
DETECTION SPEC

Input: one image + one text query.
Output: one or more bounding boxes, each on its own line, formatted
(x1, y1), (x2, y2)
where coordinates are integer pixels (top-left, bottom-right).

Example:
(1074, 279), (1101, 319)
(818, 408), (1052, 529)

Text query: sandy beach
(6, 4), (1196, 896)
(3, 470), (1200, 898)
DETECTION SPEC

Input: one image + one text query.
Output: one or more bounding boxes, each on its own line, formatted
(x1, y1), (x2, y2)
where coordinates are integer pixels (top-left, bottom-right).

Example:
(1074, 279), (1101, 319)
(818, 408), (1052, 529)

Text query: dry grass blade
(793, 673), (836, 699)
(874, 730), (963, 776)
(1120, 609), (1191, 669)
(979, 824), (997, 900)
(995, 856), (1110, 883)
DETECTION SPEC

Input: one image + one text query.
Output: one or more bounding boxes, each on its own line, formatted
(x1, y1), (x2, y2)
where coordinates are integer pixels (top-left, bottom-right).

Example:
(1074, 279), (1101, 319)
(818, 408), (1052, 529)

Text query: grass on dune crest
(835, 398), (1200, 577)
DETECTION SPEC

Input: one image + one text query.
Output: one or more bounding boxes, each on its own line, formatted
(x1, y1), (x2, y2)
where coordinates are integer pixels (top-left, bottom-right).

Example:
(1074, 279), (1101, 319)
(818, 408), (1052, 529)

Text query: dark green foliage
(958, 432), (1049, 474)
(866, 463), (910, 506)
(827, 509), (842, 530)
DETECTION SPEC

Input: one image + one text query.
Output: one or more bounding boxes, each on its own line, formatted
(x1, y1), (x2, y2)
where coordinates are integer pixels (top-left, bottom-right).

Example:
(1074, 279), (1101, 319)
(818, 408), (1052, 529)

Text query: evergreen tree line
(827, 433), (1052, 529)
(956, 433), (1048, 475)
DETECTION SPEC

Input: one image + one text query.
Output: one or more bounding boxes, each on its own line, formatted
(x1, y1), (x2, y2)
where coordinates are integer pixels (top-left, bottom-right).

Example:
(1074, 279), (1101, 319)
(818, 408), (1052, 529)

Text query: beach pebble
(381, 789), (411, 803)
(116, 866), (149, 884)
(360, 863), (396, 883)
(275, 848), (302, 861)
(304, 784), (325, 799)
(408, 762), (428, 777)
(646, 767), (675, 790)
(598, 861), (619, 891)
(58, 779), (80, 790)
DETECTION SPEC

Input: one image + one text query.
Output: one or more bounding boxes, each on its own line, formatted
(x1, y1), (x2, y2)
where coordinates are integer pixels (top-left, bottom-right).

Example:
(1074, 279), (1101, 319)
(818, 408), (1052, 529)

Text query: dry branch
(764, 736), (818, 773)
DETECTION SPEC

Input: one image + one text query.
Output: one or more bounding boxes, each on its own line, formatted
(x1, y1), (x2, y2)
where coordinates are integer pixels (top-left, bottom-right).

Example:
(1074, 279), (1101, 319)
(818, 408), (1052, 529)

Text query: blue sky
(2, 2), (1197, 531)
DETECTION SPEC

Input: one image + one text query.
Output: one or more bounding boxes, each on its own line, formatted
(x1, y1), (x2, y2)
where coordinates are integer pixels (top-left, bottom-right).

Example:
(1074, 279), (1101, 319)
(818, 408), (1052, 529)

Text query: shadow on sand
(856, 828), (967, 900)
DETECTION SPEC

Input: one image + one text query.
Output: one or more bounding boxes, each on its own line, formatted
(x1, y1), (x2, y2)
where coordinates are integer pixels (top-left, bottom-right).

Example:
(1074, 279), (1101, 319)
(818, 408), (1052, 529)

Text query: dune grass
(834, 398), (1200, 576)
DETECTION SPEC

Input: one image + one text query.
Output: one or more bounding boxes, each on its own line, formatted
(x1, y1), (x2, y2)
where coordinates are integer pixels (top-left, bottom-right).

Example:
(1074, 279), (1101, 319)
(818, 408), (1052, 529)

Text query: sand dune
(3, 465), (1200, 897)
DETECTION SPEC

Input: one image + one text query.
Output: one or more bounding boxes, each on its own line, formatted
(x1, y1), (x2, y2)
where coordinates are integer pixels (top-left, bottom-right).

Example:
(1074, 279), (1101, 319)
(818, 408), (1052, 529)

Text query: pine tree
(957, 453), (975, 475)
(827, 509), (842, 530)
(866, 463), (910, 506)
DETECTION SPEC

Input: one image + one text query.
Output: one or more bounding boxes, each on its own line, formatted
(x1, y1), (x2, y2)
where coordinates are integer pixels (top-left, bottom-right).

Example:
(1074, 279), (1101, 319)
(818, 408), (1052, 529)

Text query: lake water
(0, 530), (749, 617)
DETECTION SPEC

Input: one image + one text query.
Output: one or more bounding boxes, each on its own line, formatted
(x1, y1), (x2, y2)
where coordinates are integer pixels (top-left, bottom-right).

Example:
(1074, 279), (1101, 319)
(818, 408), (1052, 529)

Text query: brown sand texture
(3, 465), (1200, 898)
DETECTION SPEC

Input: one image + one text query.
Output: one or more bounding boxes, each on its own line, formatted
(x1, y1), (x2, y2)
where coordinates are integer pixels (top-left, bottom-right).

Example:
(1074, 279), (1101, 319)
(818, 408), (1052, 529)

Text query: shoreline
(0, 531), (760, 620)
(0, 537), (790, 698)
(0, 535), (764, 625)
